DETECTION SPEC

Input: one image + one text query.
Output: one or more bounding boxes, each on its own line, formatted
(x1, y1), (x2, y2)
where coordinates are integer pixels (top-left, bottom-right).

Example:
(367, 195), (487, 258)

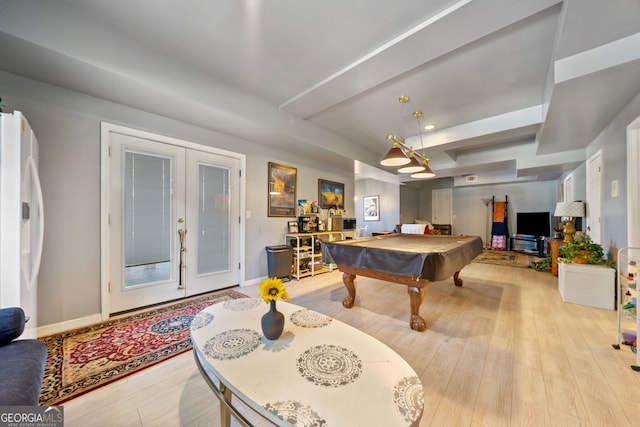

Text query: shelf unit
(284, 231), (354, 280)
(510, 234), (545, 257)
(613, 246), (640, 371)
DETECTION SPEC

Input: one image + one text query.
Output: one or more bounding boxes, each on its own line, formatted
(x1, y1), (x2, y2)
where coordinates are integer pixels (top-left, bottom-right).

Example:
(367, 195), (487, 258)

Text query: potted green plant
(557, 233), (615, 267)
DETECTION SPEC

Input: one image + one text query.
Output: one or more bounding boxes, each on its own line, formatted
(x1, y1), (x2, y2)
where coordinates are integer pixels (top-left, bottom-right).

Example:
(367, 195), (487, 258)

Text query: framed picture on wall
(318, 179), (344, 209)
(363, 195), (380, 221)
(268, 162), (297, 217)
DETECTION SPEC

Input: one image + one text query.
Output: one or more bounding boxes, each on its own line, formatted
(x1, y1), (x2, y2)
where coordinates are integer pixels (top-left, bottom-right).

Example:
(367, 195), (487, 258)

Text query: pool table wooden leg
(453, 271), (463, 287)
(342, 273), (356, 308)
(408, 286), (426, 331)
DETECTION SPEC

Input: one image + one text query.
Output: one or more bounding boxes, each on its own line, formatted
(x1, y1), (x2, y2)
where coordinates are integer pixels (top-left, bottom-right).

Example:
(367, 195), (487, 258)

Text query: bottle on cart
(629, 260), (637, 274)
(628, 261), (637, 289)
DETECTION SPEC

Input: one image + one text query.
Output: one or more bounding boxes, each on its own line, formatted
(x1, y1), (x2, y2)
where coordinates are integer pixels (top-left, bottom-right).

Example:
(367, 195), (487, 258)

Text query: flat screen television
(516, 212), (550, 237)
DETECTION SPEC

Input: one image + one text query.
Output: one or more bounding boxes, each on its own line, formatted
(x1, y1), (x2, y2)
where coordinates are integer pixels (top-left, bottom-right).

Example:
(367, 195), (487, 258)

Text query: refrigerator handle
(26, 155), (44, 290)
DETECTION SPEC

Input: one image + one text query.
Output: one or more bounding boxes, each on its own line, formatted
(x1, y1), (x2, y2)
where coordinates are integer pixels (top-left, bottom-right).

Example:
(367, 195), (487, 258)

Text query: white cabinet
(558, 263), (615, 310)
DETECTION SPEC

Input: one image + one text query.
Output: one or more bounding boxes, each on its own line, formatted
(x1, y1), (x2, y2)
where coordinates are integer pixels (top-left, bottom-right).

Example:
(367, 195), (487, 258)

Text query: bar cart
(612, 247), (640, 371)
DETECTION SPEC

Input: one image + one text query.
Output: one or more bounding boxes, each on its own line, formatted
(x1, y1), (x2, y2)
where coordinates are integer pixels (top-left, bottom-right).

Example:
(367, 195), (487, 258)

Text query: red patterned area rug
(39, 288), (248, 405)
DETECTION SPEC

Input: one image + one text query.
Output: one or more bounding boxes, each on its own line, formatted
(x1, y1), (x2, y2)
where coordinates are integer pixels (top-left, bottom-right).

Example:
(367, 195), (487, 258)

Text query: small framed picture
(287, 221), (299, 234)
(363, 195), (380, 221)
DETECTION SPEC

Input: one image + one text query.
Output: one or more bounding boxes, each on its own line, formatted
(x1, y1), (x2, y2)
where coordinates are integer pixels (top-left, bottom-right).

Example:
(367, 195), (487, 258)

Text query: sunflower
(258, 277), (290, 303)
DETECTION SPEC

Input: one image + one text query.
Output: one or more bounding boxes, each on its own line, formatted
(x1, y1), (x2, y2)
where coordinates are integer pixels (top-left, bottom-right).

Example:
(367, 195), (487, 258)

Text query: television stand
(510, 234), (545, 257)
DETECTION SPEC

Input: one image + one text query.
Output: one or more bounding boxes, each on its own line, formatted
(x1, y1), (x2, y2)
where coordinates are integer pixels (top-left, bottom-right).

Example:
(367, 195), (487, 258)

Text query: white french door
(105, 129), (241, 314)
(184, 149), (239, 296)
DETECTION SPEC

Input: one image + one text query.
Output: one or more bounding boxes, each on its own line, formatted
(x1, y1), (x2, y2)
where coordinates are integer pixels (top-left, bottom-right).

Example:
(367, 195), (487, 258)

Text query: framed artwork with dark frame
(363, 195), (380, 221)
(268, 162), (297, 217)
(318, 179), (345, 210)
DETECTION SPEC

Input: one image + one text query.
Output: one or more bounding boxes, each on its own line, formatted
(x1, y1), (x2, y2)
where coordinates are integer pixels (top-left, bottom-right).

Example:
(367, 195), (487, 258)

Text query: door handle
(23, 155), (44, 291)
(178, 228), (186, 290)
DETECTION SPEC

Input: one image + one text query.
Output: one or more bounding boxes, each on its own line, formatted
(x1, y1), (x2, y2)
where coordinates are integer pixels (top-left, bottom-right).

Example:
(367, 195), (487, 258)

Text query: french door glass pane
(124, 151), (172, 287)
(198, 164), (230, 275)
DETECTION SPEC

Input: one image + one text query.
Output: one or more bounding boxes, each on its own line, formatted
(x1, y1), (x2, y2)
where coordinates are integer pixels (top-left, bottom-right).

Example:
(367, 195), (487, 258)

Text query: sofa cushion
(0, 339), (48, 405)
(0, 307), (25, 345)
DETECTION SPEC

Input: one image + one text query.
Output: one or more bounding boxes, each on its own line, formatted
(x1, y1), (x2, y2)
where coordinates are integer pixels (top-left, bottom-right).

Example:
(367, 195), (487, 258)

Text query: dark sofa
(0, 307), (47, 405)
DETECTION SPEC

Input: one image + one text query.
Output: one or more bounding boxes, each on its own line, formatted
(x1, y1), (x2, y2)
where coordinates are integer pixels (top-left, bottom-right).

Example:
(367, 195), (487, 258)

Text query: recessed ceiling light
(424, 124), (435, 130)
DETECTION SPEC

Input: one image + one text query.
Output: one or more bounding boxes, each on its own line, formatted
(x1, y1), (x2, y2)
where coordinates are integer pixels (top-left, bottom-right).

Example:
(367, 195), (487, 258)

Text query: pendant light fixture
(379, 97), (435, 178)
(410, 160), (435, 178)
(397, 155), (425, 173)
(380, 138), (411, 166)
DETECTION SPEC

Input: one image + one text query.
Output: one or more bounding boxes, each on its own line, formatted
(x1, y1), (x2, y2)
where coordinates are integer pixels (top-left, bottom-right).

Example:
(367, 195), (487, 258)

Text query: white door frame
(586, 150), (602, 244)
(100, 123), (246, 320)
(628, 115), (640, 247)
(563, 174), (574, 202)
(432, 188), (453, 229)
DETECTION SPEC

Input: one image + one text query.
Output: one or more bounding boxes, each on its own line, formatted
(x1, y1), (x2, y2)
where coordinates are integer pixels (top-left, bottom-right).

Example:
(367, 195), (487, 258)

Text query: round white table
(191, 298), (423, 426)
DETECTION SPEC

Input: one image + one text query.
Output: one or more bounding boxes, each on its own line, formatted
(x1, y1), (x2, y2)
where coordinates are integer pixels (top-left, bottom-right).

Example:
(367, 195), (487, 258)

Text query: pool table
(323, 234), (483, 331)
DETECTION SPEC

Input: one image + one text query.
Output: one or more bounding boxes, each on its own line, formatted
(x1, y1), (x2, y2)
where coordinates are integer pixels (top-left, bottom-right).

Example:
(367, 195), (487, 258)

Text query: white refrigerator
(0, 111), (44, 338)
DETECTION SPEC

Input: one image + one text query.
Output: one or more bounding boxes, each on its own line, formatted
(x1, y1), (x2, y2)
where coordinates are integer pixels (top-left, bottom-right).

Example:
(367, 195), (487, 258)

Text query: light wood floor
(61, 263), (640, 426)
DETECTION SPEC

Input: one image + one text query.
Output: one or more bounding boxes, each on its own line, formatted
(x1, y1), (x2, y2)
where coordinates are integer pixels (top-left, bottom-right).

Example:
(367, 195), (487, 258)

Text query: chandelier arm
(380, 97), (435, 178)
(387, 135), (430, 165)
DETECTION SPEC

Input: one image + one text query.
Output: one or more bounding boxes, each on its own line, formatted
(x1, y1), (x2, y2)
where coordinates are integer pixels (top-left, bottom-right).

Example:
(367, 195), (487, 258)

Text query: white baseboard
(36, 282), (267, 337)
(241, 277), (265, 287)
(37, 313), (103, 337)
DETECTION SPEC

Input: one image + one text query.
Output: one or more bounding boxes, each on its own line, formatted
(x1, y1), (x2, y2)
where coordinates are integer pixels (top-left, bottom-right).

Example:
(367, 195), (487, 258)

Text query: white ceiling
(1, 0), (639, 186)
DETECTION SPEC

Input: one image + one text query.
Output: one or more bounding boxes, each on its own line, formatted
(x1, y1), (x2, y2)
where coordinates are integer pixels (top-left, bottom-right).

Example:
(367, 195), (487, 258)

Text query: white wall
(453, 181), (559, 241)
(399, 184), (420, 225)
(4, 68), (639, 328)
(586, 89), (640, 255)
(558, 91), (640, 260)
(0, 71), (354, 327)
(406, 179), (559, 246)
(430, 89), (640, 258)
(355, 178), (399, 234)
